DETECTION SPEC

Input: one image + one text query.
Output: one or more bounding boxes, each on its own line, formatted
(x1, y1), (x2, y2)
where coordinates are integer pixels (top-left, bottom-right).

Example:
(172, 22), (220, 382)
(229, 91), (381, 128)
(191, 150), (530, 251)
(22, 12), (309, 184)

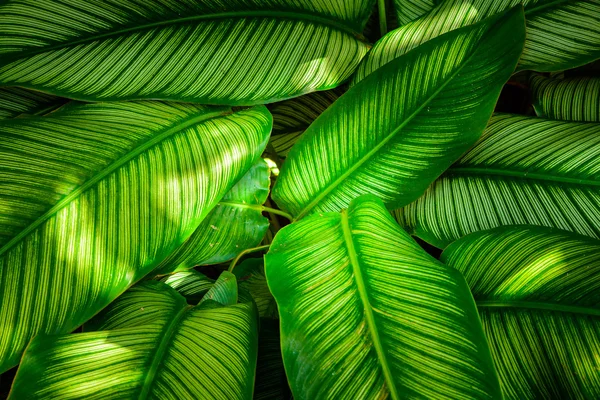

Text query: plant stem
(378, 0), (388, 36)
(228, 244), (271, 272)
(262, 206), (292, 222)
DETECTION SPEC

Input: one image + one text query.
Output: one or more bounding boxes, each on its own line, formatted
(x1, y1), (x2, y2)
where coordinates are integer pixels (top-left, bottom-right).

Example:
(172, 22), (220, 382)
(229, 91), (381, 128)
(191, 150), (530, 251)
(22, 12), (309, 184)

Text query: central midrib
(476, 300), (600, 317)
(0, 108), (232, 258)
(340, 210), (400, 400)
(447, 167), (600, 187)
(3, 11), (362, 63)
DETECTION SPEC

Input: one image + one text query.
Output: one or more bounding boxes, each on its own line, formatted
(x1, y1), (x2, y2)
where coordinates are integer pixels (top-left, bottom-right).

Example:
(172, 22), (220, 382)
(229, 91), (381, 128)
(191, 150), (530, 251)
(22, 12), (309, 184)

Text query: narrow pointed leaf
(0, 1), (372, 104)
(0, 102), (270, 372)
(531, 74), (600, 122)
(268, 89), (343, 157)
(396, 114), (600, 248)
(0, 87), (65, 119)
(265, 194), (501, 399)
(154, 159), (271, 274)
(354, 0), (600, 84)
(441, 226), (600, 399)
(393, 0), (435, 25)
(11, 281), (258, 399)
(273, 9), (525, 219)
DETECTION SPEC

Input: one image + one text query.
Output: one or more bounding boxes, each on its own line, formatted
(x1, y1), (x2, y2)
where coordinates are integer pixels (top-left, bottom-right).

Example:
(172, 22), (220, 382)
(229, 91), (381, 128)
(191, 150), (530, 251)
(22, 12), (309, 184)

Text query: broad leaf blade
(531, 74), (600, 122)
(265, 194), (501, 399)
(154, 159), (271, 274)
(157, 270), (215, 305)
(0, 102), (270, 372)
(0, 1), (372, 104)
(393, 0), (435, 25)
(234, 258), (277, 319)
(273, 8), (525, 218)
(200, 271), (238, 306)
(441, 226), (600, 399)
(396, 114), (600, 248)
(11, 281), (258, 399)
(0, 87), (65, 119)
(354, 0), (600, 84)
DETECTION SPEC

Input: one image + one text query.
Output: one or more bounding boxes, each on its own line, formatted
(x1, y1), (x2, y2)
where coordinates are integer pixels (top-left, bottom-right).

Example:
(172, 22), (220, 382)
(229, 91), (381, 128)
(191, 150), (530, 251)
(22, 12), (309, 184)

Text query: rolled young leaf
(265, 194), (501, 399)
(0, 87), (66, 119)
(441, 226), (600, 399)
(153, 159), (271, 274)
(396, 114), (600, 248)
(353, 0), (600, 84)
(10, 279), (258, 399)
(0, 102), (270, 373)
(273, 7), (525, 219)
(0, 0), (373, 104)
(531, 74), (600, 122)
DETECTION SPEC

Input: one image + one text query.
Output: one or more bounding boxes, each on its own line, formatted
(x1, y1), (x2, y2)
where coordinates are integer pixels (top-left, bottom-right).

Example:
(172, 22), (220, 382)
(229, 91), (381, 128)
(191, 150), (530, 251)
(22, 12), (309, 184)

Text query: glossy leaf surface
(265, 195), (501, 399)
(442, 226), (600, 399)
(354, 0), (600, 84)
(273, 9), (524, 219)
(531, 74), (600, 122)
(396, 114), (600, 248)
(11, 280), (258, 399)
(0, 102), (270, 372)
(0, 0), (373, 104)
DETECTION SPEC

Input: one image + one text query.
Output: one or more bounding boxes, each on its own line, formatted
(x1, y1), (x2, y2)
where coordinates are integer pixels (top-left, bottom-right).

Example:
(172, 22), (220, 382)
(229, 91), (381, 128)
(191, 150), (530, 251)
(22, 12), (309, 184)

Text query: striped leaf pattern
(0, 87), (65, 119)
(234, 258), (277, 319)
(254, 319), (291, 400)
(157, 270), (215, 305)
(265, 195), (501, 399)
(441, 226), (600, 399)
(200, 271), (238, 306)
(531, 74), (600, 122)
(396, 114), (600, 248)
(353, 0), (600, 85)
(154, 159), (271, 274)
(11, 280), (258, 399)
(393, 0), (435, 25)
(0, 0), (373, 104)
(273, 9), (524, 219)
(268, 88), (343, 157)
(0, 102), (270, 372)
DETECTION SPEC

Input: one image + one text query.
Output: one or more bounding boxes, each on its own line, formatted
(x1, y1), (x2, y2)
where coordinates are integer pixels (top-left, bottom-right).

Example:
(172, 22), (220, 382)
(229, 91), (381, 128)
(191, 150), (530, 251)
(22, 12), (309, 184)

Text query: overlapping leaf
(234, 258), (277, 319)
(154, 159), (271, 274)
(273, 8), (524, 219)
(354, 0), (600, 84)
(393, 0), (435, 25)
(265, 195), (501, 399)
(254, 319), (290, 400)
(396, 114), (600, 248)
(10, 279), (258, 399)
(0, 0), (373, 104)
(157, 270), (215, 305)
(442, 226), (600, 399)
(531, 74), (600, 121)
(0, 87), (65, 119)
(0, 102), (270, 372)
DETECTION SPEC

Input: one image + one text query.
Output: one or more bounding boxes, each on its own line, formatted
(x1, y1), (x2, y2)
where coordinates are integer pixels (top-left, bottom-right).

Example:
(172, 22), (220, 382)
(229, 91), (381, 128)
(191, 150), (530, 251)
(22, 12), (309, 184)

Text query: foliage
(0, 0), (599, 399)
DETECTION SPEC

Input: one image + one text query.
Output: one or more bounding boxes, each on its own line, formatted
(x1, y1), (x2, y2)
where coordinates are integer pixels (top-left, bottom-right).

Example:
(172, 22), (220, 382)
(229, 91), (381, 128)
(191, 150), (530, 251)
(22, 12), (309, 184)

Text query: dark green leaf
(531, 74), (600, 122)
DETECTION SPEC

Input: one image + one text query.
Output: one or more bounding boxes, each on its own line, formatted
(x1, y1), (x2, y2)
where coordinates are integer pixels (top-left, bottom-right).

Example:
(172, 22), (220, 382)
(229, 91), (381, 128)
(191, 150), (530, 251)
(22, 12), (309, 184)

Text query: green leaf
(268, 88), (343, 157)
(154, 159), (271, 274)
(0, 1), (373, 104)
(11, 280), (258, 399)
(0, 87), (66, 119)
(254, 319), (291, 400)
(200, 271), (238, 306)
(157, 270), (215, 305)
(396, 114), (600, 248)
(441, 226), (600, 399)
(531, 74), (600, 122)
(234, 258), (277, 319)
(273, 8), (525, 219)
(354, 0), (600, 84)
(265, 194), (501, 399)
(393, 0), (435, 25)
(0, 102), (270, 373)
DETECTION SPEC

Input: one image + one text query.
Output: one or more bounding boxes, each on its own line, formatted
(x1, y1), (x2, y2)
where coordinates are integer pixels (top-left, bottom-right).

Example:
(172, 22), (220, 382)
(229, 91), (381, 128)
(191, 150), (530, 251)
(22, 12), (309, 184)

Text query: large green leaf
(10, 279), (258, 399)
(354, 0), (600, 84)
(396, 114), (600, 248)
(157, 270), (215, 305)
(268, 88), (343, 157)
(0, 102), (270, 372)
(272, 8), (524, 219)
(265, 194), (501, 399)
(154, 159), (271, 274)
(531, 74), (600, 122)
(0, 87), (65, 119)
(441, 226), (600, 399)
(393, 0), (435, 25)
(0, 0), (373, 104)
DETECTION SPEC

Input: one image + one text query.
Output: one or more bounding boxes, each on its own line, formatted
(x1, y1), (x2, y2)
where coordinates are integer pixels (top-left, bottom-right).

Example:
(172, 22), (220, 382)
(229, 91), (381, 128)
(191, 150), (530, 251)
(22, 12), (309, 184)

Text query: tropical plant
(0, 0), (599, 399)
